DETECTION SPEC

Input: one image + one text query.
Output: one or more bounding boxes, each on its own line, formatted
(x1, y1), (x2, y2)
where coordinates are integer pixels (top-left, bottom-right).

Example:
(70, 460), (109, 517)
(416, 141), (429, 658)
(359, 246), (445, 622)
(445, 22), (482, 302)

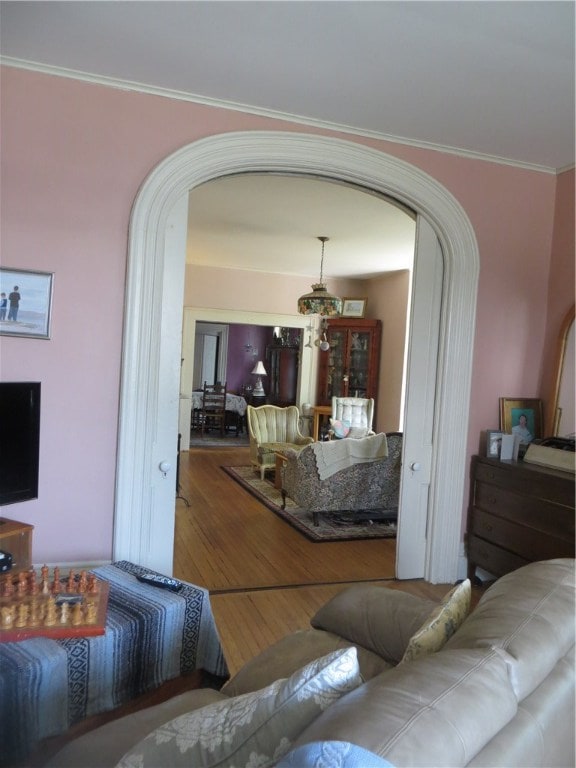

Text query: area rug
(222, 465), (397, 543)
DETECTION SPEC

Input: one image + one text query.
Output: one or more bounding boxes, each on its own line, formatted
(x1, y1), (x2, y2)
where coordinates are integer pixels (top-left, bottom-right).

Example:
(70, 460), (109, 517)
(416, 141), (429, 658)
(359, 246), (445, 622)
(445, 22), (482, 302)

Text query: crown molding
(1, 56), (560, 175)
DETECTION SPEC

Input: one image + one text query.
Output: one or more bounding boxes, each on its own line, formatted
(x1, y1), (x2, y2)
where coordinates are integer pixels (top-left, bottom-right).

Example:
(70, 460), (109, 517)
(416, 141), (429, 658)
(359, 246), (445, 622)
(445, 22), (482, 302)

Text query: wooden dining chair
(201, 381), (227, 437)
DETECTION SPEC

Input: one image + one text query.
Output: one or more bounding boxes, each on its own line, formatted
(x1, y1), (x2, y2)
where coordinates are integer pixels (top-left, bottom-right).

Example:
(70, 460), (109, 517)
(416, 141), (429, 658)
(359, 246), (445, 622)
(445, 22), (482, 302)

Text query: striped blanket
(0, 561), (229, 765)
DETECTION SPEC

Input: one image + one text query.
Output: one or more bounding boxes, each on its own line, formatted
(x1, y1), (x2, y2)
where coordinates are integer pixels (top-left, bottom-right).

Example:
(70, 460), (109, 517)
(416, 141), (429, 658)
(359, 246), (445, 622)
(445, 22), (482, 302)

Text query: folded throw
(310, 433), (388, 480)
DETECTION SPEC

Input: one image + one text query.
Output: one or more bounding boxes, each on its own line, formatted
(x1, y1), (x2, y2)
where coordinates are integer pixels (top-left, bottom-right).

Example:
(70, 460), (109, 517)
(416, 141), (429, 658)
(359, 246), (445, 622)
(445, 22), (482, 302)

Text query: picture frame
(0, 267), (54, 340)
(341, 298), (367, 318)
(486, 429), (503, 458)
(499, 398), (543, 445)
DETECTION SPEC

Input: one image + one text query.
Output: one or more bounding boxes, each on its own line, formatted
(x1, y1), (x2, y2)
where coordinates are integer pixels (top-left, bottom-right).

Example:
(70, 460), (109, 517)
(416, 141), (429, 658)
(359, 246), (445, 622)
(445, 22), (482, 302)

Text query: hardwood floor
(174, 444), (474, 675)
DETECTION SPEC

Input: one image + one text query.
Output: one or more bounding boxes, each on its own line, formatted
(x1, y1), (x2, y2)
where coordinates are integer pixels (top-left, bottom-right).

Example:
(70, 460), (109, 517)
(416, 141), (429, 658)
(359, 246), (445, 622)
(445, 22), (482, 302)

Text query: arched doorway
(113, 131), (479, 584)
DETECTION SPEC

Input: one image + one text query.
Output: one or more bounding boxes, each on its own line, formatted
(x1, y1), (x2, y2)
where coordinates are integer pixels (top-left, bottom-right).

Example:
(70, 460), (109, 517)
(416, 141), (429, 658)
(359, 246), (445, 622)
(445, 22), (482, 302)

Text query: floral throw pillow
(115, 647), (361, 768)
(400, 579), (471, 664)
(330, 419), (351, 438)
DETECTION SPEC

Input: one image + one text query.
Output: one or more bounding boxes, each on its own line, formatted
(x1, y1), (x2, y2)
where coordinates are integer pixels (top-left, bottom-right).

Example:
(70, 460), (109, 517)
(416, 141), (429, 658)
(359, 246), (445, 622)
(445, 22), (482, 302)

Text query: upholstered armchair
(330, 397), (375, 439)
(281, 432), (402, 526)
(247, 405), (314, 480)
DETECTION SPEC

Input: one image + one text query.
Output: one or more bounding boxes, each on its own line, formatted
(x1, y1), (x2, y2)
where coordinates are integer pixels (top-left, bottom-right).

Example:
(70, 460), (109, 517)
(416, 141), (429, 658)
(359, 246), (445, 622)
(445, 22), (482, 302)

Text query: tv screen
(0, 382), (40, 506)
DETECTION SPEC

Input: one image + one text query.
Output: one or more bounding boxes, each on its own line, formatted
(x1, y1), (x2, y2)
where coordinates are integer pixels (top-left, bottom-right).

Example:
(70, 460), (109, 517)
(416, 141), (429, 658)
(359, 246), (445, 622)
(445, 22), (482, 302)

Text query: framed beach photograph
(499, 398), (543, 445)
(0, 267), (54, 339)
(341, 298), (367, 318)
(486, 429), (503, 458)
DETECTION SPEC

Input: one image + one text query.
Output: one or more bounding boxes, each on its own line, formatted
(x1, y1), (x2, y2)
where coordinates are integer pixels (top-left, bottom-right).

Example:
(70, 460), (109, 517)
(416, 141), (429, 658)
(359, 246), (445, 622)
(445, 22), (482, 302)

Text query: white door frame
(114, 131), (479, 584)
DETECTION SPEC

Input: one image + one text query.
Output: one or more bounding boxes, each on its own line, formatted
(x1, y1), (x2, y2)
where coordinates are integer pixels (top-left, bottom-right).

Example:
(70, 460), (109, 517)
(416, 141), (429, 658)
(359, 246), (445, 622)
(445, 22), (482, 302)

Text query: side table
(0, 561), (229, 766)
(312, 405), (332, 441)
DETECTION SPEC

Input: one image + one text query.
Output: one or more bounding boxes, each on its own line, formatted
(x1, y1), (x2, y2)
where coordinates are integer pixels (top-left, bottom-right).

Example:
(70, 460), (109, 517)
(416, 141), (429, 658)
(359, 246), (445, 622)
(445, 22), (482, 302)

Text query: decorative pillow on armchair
(329, 419), (351, 438)
(116, 647), (362, 768)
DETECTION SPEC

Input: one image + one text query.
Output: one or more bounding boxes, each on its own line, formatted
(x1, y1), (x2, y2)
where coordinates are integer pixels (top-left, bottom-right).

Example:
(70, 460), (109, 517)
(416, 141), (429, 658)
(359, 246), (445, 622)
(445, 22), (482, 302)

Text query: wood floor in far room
(174, 443), (477, 675)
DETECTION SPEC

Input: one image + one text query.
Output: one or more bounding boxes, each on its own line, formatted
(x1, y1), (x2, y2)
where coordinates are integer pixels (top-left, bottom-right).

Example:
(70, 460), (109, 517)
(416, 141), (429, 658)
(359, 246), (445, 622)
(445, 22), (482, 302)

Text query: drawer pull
(482, 522), (493, 531)
(488, 496), (497, 505)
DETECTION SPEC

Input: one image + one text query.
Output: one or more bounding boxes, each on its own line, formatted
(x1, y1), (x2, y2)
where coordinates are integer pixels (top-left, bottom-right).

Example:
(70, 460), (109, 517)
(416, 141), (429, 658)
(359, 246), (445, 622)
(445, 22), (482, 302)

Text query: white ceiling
(187, 176), (416, 278)
(1, 1), (573, 278)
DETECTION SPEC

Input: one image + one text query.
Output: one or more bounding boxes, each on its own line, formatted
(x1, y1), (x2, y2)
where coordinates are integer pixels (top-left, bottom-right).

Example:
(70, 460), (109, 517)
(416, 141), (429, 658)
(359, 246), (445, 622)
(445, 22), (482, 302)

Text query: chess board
(0, 565), (109, 642)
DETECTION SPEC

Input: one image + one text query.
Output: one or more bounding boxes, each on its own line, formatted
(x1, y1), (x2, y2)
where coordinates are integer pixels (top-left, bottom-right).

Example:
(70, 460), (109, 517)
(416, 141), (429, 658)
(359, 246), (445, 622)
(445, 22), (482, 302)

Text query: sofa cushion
(116, 647), (362, 768)
(293, 648), (518, 768)
(445, 558), (576, 701)
(45, 689), (228, 768)
(400, 579), (471, 663)
(311, 585), (437, 664)
(221, 629), (391, 697)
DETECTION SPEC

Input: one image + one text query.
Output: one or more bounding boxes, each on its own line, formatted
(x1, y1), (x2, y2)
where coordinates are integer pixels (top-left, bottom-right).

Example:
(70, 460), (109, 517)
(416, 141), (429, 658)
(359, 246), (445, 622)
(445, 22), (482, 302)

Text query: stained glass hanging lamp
(297, 236), (343, 316)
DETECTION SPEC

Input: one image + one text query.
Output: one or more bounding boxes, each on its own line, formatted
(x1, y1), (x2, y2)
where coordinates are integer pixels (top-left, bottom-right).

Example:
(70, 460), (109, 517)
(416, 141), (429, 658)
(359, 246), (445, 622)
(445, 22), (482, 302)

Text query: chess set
(0, 565), (110, 642)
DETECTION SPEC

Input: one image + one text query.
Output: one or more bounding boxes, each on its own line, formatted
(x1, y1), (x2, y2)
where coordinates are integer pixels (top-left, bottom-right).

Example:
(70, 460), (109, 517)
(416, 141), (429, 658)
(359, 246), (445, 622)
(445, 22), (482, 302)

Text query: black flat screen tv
(0, 382), (41, 506)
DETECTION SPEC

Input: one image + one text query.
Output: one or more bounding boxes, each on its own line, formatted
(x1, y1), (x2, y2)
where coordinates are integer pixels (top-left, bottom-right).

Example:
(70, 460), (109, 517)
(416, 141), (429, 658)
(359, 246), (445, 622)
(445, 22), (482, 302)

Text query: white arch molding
(114, 132), (479, 584)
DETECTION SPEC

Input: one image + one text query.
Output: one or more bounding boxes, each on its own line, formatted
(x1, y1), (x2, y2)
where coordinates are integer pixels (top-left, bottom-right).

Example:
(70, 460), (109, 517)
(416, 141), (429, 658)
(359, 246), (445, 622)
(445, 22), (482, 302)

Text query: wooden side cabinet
(0, 517), (34, 577)
(317, 318), (382, 405)
(466, 455), (575, 581)
(267, 344), (299, 407)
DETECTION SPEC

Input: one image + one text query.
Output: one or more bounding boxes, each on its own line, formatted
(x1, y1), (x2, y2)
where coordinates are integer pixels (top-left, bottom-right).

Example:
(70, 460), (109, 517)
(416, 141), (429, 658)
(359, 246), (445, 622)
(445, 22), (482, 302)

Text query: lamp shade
(298, 236), (342, 316)
(251, 361), (267, 376)
(298, 285), (343, 316)
(251, 360), (267, 396)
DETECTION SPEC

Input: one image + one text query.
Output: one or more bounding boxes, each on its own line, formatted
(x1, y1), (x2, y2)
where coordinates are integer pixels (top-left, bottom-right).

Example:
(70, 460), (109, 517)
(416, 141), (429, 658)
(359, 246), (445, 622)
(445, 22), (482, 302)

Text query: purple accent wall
(226, 324), (275, 394)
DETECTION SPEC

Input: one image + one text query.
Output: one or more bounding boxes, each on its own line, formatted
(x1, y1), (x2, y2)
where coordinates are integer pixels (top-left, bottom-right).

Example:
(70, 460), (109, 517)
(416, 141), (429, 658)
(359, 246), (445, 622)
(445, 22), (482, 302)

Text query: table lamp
(251, 360), (267, 396)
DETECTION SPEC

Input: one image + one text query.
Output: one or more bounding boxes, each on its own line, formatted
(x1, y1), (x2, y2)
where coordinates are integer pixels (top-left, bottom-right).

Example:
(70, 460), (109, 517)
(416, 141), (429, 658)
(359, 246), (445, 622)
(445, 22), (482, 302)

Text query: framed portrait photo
(486, 429), (503, 458)
(341, 298), (367, 318)
(499, 398), (543, 445)
(0, 267), (54, 340)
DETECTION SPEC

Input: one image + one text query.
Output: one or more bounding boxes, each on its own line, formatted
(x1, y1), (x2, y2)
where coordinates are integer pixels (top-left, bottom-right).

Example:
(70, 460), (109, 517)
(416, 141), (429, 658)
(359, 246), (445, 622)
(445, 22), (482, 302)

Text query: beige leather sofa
(48, 559), (575, 768)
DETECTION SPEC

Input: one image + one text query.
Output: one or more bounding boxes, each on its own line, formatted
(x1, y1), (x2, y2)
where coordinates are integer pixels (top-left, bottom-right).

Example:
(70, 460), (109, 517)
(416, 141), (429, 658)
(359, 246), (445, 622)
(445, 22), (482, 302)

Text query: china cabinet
(267, 344), (300, 407)
(316, 318), (382, 405)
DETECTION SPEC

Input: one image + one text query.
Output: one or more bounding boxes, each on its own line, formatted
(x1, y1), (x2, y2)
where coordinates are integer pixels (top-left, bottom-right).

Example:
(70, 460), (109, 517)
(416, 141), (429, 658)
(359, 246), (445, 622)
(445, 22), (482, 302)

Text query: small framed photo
(341, 298), (367, 318)
(486, 429), (503, 458)
(0, 267), (54, 339)
(499, 398), (543, 446)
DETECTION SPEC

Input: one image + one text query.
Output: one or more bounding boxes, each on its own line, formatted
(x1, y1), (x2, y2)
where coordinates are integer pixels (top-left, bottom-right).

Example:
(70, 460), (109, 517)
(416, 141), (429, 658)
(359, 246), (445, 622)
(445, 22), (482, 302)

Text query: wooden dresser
(466, 455), (575, 581)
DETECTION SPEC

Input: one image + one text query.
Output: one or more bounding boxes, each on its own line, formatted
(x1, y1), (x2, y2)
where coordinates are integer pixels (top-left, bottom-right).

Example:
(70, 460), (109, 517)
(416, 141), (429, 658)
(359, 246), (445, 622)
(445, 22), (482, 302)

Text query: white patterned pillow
(115, 647), (361, 768)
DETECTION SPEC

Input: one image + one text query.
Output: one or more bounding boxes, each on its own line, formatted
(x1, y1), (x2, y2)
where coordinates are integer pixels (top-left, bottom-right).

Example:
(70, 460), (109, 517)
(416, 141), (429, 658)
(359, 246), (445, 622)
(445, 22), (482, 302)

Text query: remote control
(136, 573), (182, 592)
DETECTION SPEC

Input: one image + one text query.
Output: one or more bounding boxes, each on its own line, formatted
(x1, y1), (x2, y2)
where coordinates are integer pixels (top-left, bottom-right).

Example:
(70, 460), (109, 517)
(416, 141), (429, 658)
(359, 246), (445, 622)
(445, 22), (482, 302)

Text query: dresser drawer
(474, 482), (575, 539)
(474, 461), (574, 507)
(471, 508), (575, 562)
(467, 535), (530, 578)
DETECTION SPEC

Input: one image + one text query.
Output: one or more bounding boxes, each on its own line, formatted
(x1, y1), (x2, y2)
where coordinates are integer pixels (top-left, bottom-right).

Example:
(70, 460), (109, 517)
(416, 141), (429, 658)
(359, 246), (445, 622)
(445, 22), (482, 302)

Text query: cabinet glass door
(347, 331), (371, 398)
(326, 330), (347, 398)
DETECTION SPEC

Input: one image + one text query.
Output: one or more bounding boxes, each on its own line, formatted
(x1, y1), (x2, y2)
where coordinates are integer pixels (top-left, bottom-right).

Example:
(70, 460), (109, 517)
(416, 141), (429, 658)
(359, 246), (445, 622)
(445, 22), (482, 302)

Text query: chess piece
(41, 564), (49, 582)
(1, 605), (16, 629)
(67, 570), (76, 592)
(29, 599), (41, 627)
(59, 602), (70, 624)
(17, 572), (27, 596)
(72, 602), (83, 626)
(15, 604), (29, 628)
(52, 566), (61, 593)
(78, 570), (88, 593)
(44, 598), (57, 626)
(85, 600), (98, 624)
(2, 578), (14, 598)
(87, 574), (99, 594)
(29, 571), (39, 595)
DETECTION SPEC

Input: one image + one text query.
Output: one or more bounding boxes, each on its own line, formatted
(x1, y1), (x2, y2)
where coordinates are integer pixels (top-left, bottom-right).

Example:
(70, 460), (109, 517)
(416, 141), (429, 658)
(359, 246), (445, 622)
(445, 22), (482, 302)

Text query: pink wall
(1, 66), (572, 564)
